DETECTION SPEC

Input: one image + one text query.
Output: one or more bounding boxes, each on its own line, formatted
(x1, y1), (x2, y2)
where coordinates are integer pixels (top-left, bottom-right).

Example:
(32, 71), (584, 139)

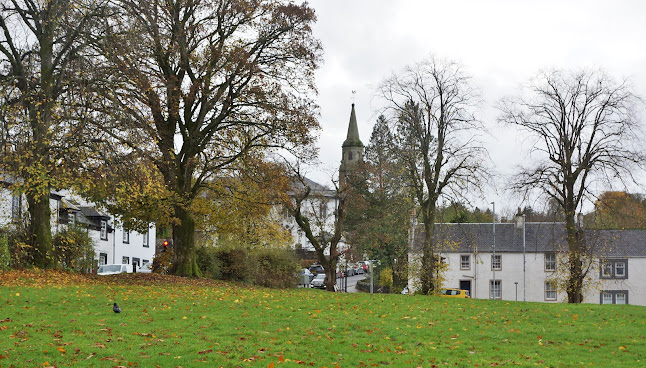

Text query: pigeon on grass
(113, 303), (121, 313)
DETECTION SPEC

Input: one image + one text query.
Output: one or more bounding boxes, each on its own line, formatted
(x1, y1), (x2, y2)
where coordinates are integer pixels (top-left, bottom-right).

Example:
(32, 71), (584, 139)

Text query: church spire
(340, 103), (364, 182)
(342, 103), (364, 148)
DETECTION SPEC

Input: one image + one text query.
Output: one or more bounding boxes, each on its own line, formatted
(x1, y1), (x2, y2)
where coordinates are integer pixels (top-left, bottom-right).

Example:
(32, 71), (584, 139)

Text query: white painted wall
(409, 251), (646, 306)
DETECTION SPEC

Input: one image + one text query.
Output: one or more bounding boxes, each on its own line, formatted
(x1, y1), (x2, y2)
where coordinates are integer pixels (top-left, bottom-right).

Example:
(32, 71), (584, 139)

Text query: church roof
(342, 103), (364, 148)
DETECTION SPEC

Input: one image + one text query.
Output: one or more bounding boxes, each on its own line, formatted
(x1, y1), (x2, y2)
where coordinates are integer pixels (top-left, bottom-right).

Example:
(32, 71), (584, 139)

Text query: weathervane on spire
(351, 90), (356, 104)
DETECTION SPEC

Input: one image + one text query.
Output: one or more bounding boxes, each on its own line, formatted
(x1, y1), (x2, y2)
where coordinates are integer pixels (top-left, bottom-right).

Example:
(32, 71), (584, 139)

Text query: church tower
(339, 103), (364, 183)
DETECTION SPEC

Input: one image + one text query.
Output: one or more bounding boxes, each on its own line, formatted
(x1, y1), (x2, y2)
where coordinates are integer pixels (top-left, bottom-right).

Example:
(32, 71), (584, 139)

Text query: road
(335, 273), (366, 293)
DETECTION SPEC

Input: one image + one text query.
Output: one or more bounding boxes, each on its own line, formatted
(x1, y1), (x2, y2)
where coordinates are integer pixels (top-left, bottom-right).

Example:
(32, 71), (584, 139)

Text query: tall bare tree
(286, 168), (347, 292)
(0, 0), (105, 267)
(499, 69), (645, 303)
(377, 56), (487, 294)
(93, 0), (321, 276)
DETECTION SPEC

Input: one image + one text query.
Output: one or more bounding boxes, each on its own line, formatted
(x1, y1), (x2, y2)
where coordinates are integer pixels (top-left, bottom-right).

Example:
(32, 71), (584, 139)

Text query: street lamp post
(515, 281), (518, 301)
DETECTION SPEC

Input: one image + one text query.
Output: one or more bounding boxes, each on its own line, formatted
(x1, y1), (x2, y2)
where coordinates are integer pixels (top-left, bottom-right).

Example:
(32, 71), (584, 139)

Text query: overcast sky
(306, 0), (646, 216)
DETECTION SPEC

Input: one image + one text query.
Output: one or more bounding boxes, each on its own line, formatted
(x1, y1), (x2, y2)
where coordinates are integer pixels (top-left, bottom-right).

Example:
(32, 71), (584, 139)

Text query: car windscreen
(98, 265), (122, 273)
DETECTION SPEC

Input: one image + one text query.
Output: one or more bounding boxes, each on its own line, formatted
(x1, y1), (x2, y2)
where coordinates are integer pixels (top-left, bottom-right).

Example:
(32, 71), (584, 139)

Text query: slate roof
(411, 222), (646, 257)
(289, 177), (335, 197)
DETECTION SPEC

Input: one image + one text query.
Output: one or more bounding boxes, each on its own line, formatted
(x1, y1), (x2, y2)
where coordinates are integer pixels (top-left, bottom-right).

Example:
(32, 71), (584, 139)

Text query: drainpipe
(112, 218), (116, 264)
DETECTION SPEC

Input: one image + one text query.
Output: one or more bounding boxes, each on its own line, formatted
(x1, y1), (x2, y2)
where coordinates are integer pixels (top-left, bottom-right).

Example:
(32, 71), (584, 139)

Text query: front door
(459, 280), (472, 296)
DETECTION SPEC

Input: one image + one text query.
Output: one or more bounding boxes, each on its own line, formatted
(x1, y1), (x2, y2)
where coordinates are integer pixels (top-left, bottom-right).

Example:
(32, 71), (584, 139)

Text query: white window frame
(615, 293), (626, 305)
(490, 280), (501, 299)
(602, 292), (613, 304)
(601, 262), (612, 277)
(460, 255), (470, 270)
(143, 230), (149, 248)
(122, 256), (129, 264)
(545, 252), (556, 271)
(544, 281), (557, 301)
(615, 262), (625, 277)
(68, 212), (76, 226)
(491, 255), (502, 271)
(123, 230), (130, 244)
(11, 194), (21, 220)
(100, 220), (108, 240)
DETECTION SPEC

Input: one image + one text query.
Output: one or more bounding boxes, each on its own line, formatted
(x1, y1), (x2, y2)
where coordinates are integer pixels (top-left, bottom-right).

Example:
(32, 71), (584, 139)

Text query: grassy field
(1, 270), (644, 367)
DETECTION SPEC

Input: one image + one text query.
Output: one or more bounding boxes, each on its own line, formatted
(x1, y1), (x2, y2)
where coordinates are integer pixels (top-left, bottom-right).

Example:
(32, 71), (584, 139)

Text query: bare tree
(285, 166), (347, 292)
(499, 69), (645, 303)
(377, 56), (488, 294)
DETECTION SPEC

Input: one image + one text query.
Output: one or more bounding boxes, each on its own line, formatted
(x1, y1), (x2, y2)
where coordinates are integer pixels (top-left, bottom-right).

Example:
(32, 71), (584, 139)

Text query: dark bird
(113, 303), (121, 313)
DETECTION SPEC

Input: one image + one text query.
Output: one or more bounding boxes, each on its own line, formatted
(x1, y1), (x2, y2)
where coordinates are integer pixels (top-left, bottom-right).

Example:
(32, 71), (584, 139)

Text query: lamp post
(491, 202), (496, 299)
(515, 282), (518, 301)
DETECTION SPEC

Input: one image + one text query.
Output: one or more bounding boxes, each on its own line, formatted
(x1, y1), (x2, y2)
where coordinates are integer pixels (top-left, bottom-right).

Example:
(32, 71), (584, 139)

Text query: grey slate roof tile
(411, 223), (646, 257)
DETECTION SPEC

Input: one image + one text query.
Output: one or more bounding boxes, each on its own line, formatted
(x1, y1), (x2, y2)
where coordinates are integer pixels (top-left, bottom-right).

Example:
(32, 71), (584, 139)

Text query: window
(616, 293), (626, 305)
(122, 256), (129, 264)
(600, 259), (628, 279)
(460, 255), (470, 270)
(545, 252), (556, 271)
(143, 230), (149, 248)
(490, 280), (501, 299)
(319, 202), (327, 218)
(491, 255), (501, 270)
(348, 151), (353, 160)
(544, 281), (557, 301)
(99, 253), (108, 266)
(123, 230), (130, 244)
(600, 290), (629, 305)
(68, 213), (76, 226)
(615, 262), (625, 277)
(100, 220), (108, 240)
(11, 194), (21, 220)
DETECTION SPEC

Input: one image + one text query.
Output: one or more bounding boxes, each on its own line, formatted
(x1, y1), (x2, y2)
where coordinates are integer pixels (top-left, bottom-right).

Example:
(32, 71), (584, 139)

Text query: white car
(310, 273), (326, 289)
(137, 262), (153, 273)
(97, 264), (131, 275)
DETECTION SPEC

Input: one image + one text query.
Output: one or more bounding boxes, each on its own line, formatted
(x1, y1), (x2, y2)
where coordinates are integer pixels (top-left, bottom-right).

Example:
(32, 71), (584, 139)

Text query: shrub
(379, 267), (393, 288)
(214, 246), (253, 283)
(253, 247), (299, 289)
(52, 226), (95, 273)
(0, 232), (10, 270)
(195, 245), (221, 279)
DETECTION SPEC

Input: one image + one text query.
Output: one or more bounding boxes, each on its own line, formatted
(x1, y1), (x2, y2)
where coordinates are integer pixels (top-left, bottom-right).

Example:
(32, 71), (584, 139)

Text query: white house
(0, 177), (155, 271)
(408, 220), (646, 306)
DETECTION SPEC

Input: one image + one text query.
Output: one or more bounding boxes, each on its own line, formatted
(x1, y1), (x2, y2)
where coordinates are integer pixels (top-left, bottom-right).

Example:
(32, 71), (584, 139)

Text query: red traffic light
(163, 240), (169, 247)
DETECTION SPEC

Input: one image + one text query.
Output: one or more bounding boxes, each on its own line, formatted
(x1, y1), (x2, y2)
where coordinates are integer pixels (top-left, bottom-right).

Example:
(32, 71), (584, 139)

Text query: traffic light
(162, 239), (169, 252)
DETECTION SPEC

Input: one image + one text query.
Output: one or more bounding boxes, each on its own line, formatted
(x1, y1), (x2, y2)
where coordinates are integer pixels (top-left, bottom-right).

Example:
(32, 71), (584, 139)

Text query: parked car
(439, 288), (470, 298)
(356, 261), (369, 273)
(309, 264), (325, 276)
(138, 262), (153, 274)
(97, 264), (131, 275)
(310, 273), (326, 289)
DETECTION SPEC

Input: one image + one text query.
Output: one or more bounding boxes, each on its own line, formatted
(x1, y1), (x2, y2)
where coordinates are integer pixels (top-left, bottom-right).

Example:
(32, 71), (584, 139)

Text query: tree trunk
(172, 205), (202, 277)
(420, 205), (436, 294)
(28, 191), (53, 268)
(565, 215), (584, 303)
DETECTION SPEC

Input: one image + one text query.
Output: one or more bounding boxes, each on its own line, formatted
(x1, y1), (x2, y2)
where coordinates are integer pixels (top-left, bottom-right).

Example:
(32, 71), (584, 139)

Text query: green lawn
(1, 270), (644, 367)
